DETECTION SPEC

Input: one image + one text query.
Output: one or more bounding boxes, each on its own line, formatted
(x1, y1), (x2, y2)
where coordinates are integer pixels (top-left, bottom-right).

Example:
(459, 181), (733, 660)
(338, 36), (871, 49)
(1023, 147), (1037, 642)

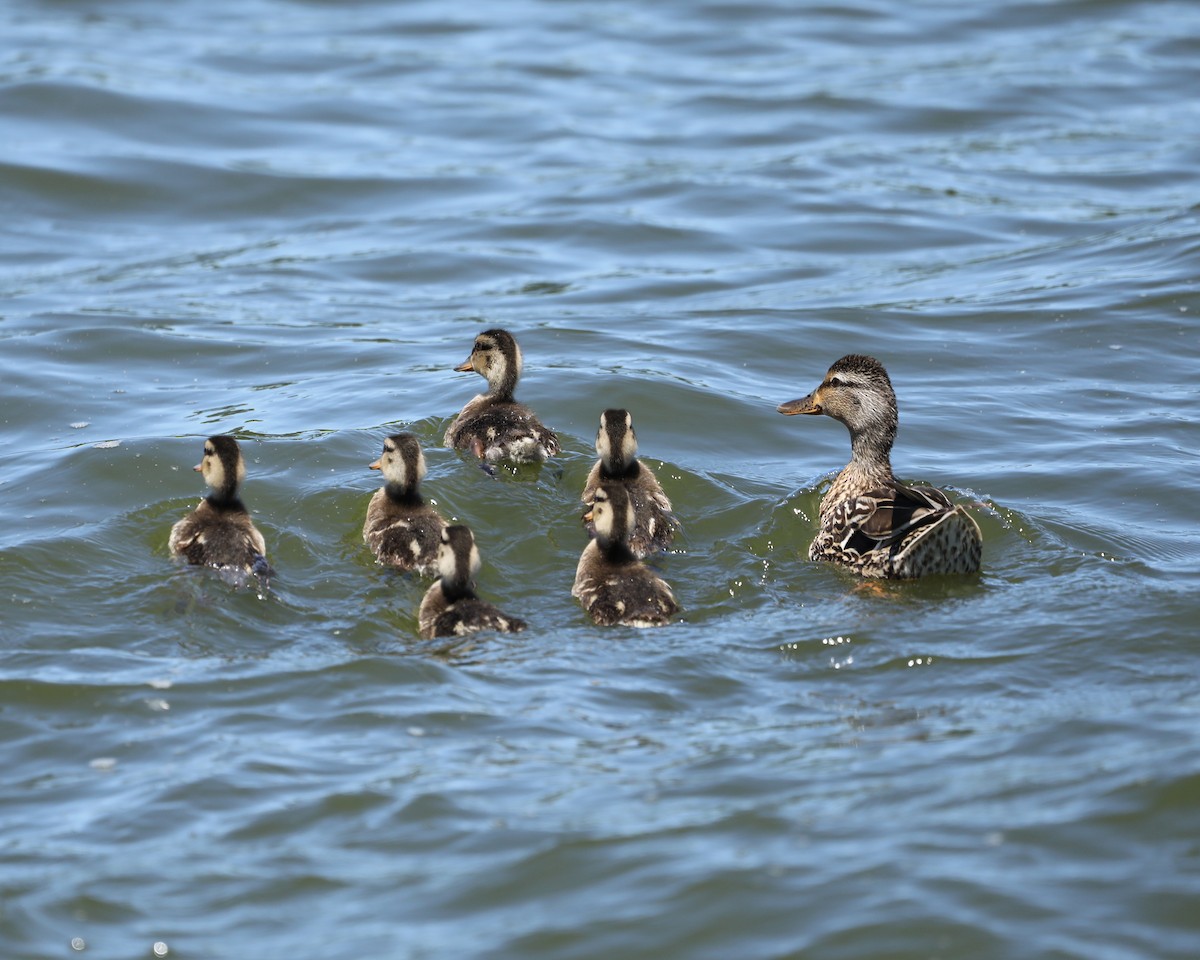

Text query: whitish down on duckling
(418, 524), (527, 639)
(580, 408), (676, 557)
(169, 435), (270, 577)
(363, 432), (447, 574)
(777, 353), (982, 579)
(573, 483), (678, 627)
(444, 328), (560, 462)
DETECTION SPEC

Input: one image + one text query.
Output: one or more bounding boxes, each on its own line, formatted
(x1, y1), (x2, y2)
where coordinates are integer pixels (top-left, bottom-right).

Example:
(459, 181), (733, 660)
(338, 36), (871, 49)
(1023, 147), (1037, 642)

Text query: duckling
(573, 483), (679, 627)
(580, 408), (676, 557)
(418, 524), (527, 639)
(169, 435), (269, 576)
(777, 354), (982, 578)
(444, 328), (560, 462)
(363, 432), (447, 574)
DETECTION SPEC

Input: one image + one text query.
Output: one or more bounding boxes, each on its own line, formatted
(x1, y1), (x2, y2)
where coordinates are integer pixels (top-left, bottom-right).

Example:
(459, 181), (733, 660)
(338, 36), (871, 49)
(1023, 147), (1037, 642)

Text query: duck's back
(811, 483), (981, 578)
(363, 490), (445, 573)
(418, 583), (527, 639)
(170, 500), (267, 573)
(445, 396), (559, 461)
(572, 542), (678, 627)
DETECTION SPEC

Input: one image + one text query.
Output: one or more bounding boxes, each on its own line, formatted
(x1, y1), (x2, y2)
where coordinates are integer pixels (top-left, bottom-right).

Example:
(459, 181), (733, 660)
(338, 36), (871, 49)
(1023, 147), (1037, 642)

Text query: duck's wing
(829, 484), (953, 556)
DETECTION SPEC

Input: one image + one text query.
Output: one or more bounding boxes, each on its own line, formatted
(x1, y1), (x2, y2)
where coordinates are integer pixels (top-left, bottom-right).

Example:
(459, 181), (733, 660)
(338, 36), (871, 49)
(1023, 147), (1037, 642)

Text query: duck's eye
(828, 377), (846, 388)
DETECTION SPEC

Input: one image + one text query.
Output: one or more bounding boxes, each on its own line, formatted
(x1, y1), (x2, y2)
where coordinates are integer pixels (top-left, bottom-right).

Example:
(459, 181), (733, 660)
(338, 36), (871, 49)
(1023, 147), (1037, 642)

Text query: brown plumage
(169, 436), (270, 576)
(777, 354), (982, 578)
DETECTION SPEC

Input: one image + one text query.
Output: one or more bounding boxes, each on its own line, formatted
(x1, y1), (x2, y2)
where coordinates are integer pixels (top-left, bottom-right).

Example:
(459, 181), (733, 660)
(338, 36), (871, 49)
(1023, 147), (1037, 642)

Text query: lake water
(2, 0), (1199, 957)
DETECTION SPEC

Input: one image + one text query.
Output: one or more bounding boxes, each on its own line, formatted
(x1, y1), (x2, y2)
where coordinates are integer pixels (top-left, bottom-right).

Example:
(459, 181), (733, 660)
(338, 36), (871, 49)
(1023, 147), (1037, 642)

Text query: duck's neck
(848, 428), (896, 484)
(205, 484), (245, 512)
(384, 481), (423, 506)
(822, 429), (897, 522)
(596, 535), (637, 565)
(486, 367), (518, 403)
(600, 456), (640, 481)
(440, 575), (478, 603)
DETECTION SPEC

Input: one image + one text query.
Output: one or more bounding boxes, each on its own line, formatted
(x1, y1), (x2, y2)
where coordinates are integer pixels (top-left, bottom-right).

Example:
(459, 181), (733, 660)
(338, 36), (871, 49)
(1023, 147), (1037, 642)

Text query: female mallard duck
(444, 328), (560, 462)
(581, 408), (676, 557)
(777, 354), (982, 579)
(169, 435), (270, 576)
(418, 524), (527, 639)
(573, 483), (679, 627)
(363, 432), (447, 574)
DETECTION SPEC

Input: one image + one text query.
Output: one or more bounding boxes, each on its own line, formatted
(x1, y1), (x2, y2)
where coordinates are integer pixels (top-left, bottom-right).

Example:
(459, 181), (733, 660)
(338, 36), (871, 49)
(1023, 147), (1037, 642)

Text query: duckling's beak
(368, 459), (381, 471)
(193, 462), (203, 472)
(582, 508), (594, 524)
(777, 393), (822, 416)
(454, 357), (474, 373)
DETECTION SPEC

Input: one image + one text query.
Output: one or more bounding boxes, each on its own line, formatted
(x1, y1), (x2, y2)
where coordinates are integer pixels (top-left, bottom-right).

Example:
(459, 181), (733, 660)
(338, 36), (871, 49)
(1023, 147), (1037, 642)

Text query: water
(3, 0), (1199, 957)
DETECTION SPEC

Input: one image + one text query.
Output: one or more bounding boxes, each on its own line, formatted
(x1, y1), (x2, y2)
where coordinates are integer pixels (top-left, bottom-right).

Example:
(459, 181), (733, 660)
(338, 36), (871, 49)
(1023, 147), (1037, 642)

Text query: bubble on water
(70, 937), (86, 951)
(407, 726), (426, 737)
(89, 757), (118, 771)
(148, 678), (173, 690)
(70, 422), (90, 430)
(152, 942), (169, 957)
(93, 440), (121, 449)
(146, 698), (171, 712)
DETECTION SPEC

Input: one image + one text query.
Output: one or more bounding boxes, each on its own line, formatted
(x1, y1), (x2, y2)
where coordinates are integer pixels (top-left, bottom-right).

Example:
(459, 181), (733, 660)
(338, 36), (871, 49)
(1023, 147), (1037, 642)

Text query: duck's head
(455, 328), (523, 399)
(596, 408), (638, 474)
(586, 483), (635, 550)
(437, 523), (481, 588)
(195, 435), (245, 503)
(777, 354), (897, 457)
(369, 432), (427, 493)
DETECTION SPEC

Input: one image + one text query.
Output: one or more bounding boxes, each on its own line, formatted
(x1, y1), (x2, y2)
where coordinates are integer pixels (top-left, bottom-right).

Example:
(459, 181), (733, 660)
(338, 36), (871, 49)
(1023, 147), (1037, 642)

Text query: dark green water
(3, 1), (1199, 957)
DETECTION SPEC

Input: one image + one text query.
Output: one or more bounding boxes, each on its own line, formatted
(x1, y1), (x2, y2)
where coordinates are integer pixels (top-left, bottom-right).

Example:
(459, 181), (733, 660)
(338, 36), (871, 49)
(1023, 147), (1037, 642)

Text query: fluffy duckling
(573, 483), (679, 627)
(777, 354), (982, 578)
(444, 328), (560, 462)
(418, 524), (527, 639)
(363, 432), (447, 574)
(581, 408), (676, 557)
(169, 436), (269, 576)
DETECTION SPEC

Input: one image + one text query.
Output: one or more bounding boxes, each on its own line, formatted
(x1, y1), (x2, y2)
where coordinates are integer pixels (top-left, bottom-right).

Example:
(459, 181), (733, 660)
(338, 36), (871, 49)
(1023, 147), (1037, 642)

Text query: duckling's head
(588, 483), (635, 550)
(596, 408), (639, 475)
(455, 328), (522, 399)
(369, 432), (427, 494)
(437, 524), (481, 589)
(195, 435), (245, 504)
(777, 354), (897, 459)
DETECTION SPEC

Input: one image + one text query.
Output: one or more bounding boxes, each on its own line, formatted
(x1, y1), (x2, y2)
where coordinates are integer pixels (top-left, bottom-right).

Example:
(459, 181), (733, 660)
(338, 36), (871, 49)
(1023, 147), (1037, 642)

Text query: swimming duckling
(169, 435), (269, 576)
(444, 328), (560, 462)
(363, 432), (447, 574)
(418, 524), (527, 639)
(573, 483), (678, 627)
(581, 408), (676, 557)
(777, 354), (982, 578)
